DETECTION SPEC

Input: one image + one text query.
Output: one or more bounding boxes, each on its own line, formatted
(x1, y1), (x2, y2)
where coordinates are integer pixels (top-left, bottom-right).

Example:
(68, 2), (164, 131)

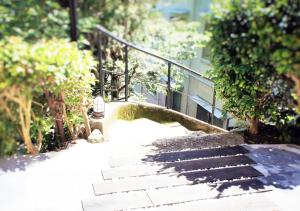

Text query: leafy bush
(0, 0), (98, 42)
(251, 0), (300, 111)
(0, 37), (96, 154)
(0, 0), (69, 40)
(133, 13), (209, 94)
(0, 114), (19, 156)
(208, 0), (296, 134)
(91, 7), (207, 99)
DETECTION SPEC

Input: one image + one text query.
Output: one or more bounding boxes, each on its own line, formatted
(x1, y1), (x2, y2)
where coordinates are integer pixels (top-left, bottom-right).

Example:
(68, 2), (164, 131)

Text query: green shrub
(0, 114), (19, 156)
(0, 0), (69, 40)
(0, 37), (96, 154)
(208, 0), (296, 134)
(0, 0), (98, 45)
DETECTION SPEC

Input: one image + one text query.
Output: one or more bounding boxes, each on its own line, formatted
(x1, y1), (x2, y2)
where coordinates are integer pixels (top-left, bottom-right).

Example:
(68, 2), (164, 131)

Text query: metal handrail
(95, 24), (216, 124)
(95, 25), (213, 83)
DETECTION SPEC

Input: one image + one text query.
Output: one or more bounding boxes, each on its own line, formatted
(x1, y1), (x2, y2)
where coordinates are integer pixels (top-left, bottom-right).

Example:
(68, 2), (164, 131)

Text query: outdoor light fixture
(93, 95), (105, 118)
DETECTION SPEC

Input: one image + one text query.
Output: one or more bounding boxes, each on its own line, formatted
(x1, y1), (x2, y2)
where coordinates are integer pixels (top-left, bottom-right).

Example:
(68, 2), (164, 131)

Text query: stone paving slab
(102, 159), (259, 180)
(93, 174), (191, 195)
(82, 191), (153, 211)
(146, 179), (268, 206)
(161, 155), (255, 172)
(180, 166), (263, 183)
(144, 145), (249, 163)
(135, 192), (280, 211)
(102, 164), (172, 180)
(151, 133), (244, 152)
(108, 145), (250, 167)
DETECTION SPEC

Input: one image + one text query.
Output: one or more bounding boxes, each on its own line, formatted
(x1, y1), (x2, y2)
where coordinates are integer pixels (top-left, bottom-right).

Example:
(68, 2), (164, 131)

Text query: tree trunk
(81, 105), (91, 137)
(111, 74), (119, 100)
(1, 87), (39, 154)
(21, 127), (38, 154)
(45, 90), (66, 144)
(19, 101), (38, 154)
(63, 102), (75, 139)
(249, 117), (259, 135)
(55, 112), (66, 143)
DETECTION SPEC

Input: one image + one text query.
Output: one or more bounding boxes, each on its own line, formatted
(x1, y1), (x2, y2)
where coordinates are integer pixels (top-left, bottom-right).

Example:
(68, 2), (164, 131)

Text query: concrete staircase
(81, 140), (271, 211)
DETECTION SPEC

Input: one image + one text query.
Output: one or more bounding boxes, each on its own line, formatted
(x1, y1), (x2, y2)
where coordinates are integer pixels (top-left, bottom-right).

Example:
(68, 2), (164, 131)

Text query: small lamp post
(93, 95), (105, 118)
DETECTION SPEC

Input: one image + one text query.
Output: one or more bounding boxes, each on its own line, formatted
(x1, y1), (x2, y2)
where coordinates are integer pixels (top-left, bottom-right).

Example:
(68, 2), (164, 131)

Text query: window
(171, 91), (181, 112)
(196, 105), (224, 128)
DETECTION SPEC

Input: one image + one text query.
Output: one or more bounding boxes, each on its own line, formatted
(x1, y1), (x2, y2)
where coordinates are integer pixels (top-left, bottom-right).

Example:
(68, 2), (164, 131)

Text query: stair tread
(84, 179), (268, 211)
(144, 145), (249, 163)
(180, 165), (264, 183)
(140, 188), (276, 211)
(147, 178), (267, 206)
(102, 155), (256, 180)
(109, 145), (249, 167)
(94, 174), (191, 195)
(82, 191), (152, 211)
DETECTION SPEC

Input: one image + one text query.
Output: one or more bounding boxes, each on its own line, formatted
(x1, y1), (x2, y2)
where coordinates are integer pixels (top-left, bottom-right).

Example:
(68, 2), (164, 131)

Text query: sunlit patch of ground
(0, 118), (189, 211)
(0, 118), (299, 211)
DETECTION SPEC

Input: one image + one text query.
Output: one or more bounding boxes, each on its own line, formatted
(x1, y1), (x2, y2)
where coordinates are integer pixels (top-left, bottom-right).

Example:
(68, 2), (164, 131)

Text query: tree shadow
(245, 146), (300, 189)
(143, 132), (245, 153)
(140, 136), (300, 195)
(0, 153), (50, 174)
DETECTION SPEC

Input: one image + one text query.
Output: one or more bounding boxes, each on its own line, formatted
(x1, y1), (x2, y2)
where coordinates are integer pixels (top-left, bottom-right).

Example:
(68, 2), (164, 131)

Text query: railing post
(97, 32), (104, 96)
(167, 62), (171, 109)
(224, 118), (229, 129)
(124, 45), (129, 101)
(69, 0), (78, 42)
(211, 88), (216, 125)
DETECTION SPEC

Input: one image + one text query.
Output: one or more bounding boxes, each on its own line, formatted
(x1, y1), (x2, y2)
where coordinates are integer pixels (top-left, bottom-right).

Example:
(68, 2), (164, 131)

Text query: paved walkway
(0, 119), (300, 211)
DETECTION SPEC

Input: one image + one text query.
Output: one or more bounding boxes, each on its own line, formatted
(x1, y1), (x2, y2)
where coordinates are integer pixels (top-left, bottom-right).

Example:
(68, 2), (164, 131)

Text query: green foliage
(0, 114), (19, 156)
(132, 13), (209, 94)
(254, 0), (300, 77)
(0, 37), (96, 154)
(208, 0), (296, 132)
(140, 13), (207, 61)
(97, 0), (155, 41)
(98, 9), (208, 98)
(0, 0), (98, 42)
(0, 0), (69, 40)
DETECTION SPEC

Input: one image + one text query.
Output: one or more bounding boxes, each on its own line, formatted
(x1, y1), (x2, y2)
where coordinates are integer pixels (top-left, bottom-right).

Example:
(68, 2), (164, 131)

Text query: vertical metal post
(211, 88), (216, 125)
(69, 0), (78, 42)
(167, 62), (171, 109)
(124, 45), (129, 101)
(224, 118), (230, 130)
(97, 32), (104, 96)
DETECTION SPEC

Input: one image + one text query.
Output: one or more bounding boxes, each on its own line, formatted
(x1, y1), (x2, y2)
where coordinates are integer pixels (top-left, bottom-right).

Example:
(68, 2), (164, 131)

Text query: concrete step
(102, 155), (256, 180)
(83, 179), (269, 211)
(101, 164), (262, 190)
(82, 191), (152, 211)
(151, 133), (244, 152)
(180, 165), (263, 183)
(93, 174), (191, 195)
(155, 155), (255, 172)
(109, 145), (249, 167)
(94, 160), (259, 195)
(146, 178), (268, 206)
(136, 191), (279, 211)
(144, 145), (249, 163)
